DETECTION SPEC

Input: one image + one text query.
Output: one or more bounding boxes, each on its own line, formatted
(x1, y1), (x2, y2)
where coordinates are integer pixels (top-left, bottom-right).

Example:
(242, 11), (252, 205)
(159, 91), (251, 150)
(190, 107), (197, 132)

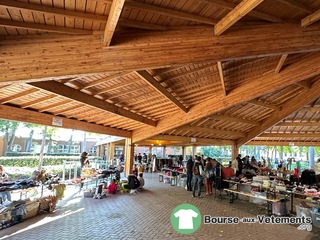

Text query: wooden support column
(192, 146), (197, 157)
(125, 138), (134, 177)
(182, 146), (186, 161)
(231, 144), (240, 160)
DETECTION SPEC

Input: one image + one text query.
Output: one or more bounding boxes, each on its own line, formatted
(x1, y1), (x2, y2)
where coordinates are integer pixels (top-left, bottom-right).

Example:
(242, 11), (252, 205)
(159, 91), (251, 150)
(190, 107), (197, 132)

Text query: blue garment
(187, 173), (193, 191)
(192, 175), (203, 197)
(0, 191), (11, 202)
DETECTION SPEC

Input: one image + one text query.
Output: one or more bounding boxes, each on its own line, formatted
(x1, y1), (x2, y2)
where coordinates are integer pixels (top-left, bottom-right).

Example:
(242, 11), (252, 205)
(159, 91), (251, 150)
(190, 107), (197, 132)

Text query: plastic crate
(310, 211), (320, 228)
(296, 206), (311, 218)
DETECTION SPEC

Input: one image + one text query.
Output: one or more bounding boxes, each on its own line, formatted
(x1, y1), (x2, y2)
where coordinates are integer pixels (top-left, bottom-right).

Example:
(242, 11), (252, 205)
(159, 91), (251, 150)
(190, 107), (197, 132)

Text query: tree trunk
(38, 126), (47, 171)
(47, 136), (53, 154)
(6, 129), (16, 152)
(67, 130), (74, 154)
(25, 129), (34, 152)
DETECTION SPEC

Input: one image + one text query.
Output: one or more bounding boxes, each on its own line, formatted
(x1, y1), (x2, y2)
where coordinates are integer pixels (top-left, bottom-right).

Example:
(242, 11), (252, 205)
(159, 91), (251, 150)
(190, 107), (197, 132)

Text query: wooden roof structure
(1, 0), (320, 149)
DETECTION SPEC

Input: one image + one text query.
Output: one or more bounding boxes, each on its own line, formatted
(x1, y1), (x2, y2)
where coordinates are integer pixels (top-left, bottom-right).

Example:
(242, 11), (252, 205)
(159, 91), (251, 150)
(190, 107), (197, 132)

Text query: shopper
(314, 158), (320, 186)
(192, 157), (204, 198)
(0, 165), (12, 203)
(80, 151), (89, 168)
(204, 159), (214, 195)
(186, 157), (193, 191)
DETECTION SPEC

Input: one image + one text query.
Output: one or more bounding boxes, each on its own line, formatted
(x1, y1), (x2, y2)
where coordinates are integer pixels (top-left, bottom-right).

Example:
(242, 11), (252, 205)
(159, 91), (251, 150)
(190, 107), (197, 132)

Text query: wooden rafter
(127, 0), (217, 25)
(132, 52), (320, 143)
(301, 107), (320, 112)
(0, 105), (131, 138)
(0, 0), (107, 23)
(80, 72), (129, 90)
(135, 70), (188, 113)
(247, 100), (281, 111)
(118, 19), (167, 31)
(275, 54), (288, 73)
(0, 19), (92, 35)
(147, 135), (234, 146)
(94, 79), (141, 96)
(248, 141), (320, 146)
(0, 89), (38, 104)
(20, 95), (57, 108)
(275, 0), (314, 14)
(276, 122), (320, 127)
(202, 0), (282, 22)
(260, 133), (320, 138)
(236, 80), (320, 146)
(103, 0), (125, 47)
(301, 9), (320, 27)
(177, 125), (246, 137)
(38, 100), (71, 113)
(214, 0), (264, 35)
(209, 115), (260, 126)
(29, 81), (157, 127)
(217, 61), (227, 96)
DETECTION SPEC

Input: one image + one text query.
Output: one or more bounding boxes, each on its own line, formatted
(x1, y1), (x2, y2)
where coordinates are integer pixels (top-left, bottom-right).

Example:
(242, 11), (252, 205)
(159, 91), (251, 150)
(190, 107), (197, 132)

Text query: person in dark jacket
(186, 157), (194, 191)
(80, 151), (89, 168)
(124, 174), (140, 194)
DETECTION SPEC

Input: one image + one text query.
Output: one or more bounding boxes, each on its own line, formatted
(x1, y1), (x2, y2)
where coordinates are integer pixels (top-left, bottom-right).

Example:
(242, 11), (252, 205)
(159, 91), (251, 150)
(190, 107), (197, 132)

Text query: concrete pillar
(124, 138), (134, 177)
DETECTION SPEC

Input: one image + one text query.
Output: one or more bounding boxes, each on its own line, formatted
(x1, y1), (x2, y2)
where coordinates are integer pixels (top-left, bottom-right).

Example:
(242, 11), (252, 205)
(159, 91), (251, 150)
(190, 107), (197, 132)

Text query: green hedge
(5, 152), (82, 157)
(0, 156), (102, 168)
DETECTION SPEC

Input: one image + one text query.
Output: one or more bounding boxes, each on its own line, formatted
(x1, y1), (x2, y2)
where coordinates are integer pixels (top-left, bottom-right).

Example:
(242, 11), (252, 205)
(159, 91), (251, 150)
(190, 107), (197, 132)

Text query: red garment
(223, 167), (235, 179)
(108, 183), (117, 194)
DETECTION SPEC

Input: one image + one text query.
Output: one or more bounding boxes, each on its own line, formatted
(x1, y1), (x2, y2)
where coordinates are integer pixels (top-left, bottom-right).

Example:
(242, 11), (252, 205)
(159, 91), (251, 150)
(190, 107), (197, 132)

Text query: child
(137, 173), (145, 189)
(104, 179), (117, 194)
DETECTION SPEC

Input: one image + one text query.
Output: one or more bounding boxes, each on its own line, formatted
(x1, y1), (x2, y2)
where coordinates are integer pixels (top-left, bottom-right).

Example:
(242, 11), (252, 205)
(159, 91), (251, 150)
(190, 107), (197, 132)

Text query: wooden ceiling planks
(2, 0), (320, 147)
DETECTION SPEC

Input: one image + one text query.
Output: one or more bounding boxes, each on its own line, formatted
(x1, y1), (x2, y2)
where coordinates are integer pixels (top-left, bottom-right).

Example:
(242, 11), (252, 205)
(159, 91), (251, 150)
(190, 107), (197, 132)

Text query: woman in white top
(0, 165), (12, 203)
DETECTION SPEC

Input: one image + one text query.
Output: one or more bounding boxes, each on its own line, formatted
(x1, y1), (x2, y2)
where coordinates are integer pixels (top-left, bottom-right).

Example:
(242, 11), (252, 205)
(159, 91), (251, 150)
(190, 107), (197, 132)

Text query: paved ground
(1, 173), (319, 240)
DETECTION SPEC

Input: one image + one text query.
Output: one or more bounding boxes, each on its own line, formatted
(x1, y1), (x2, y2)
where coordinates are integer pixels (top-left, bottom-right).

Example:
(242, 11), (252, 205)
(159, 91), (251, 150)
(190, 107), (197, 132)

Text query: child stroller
(93, 183), (106, 199)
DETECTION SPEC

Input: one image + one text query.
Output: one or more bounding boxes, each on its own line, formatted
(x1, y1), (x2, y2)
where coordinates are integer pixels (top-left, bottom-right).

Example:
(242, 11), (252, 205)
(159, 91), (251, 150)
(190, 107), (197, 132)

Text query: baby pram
(93, 183), (106, 199)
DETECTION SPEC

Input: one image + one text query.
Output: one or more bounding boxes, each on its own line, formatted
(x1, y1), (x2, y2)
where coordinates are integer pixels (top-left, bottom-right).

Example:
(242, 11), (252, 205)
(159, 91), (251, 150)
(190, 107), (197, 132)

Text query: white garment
(231, 159), (238, 173)
(174, 209), (198, 229)
(314, 162), (320, 175)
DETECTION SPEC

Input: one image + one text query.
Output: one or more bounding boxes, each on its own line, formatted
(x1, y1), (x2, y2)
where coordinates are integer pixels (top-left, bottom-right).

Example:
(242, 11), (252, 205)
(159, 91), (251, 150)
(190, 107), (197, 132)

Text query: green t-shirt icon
(170, 204), (201, 234)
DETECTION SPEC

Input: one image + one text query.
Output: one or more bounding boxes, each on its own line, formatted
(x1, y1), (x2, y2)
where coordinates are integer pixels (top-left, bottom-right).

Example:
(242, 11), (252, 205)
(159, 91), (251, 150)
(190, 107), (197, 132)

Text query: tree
(23, 123), (41, 152)
(0, 120), (20, 154)
(47, 127), (58, 153)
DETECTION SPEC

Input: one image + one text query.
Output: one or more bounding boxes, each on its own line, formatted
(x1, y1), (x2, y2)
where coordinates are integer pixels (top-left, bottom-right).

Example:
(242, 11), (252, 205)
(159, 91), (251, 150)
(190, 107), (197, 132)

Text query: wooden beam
(247, 141), (320, 146)
(210, 115), (260, 126)
(3, 24), (320, 83)
(301, 9), (320, 27)
(118, 19), (167, 31)
(0, 19), (92, 35)
(259, 133), (320, 138)
(275, 54), (288, 73)
(217, 61), (227, 96)
(0, 89), (38, 104)
(301, 107), (320, 112)
(0, 105), (131, 138)
(275, 0), (314, 14)
(124, 0), (216, 25)
(147, 135), (234, 146)
(0, 0), (107, 23)
(29, 81), (157, 127)
(214, 0), (264, 35)
(103, 0), (125, 46)
(80, 72), (129, 90)
(135, 70), (188, 113)
(20, 95), (57, 108)
(202, 0), (282, 22)
(38, 100), (71, 112)
(94, 79), (140, 96)
(247, 100), (281, 111)
(276, 122), (320, 127)
(177, 125), (246, 137)
(132, 52), (320, 143)
(236, 80), (320, 146)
